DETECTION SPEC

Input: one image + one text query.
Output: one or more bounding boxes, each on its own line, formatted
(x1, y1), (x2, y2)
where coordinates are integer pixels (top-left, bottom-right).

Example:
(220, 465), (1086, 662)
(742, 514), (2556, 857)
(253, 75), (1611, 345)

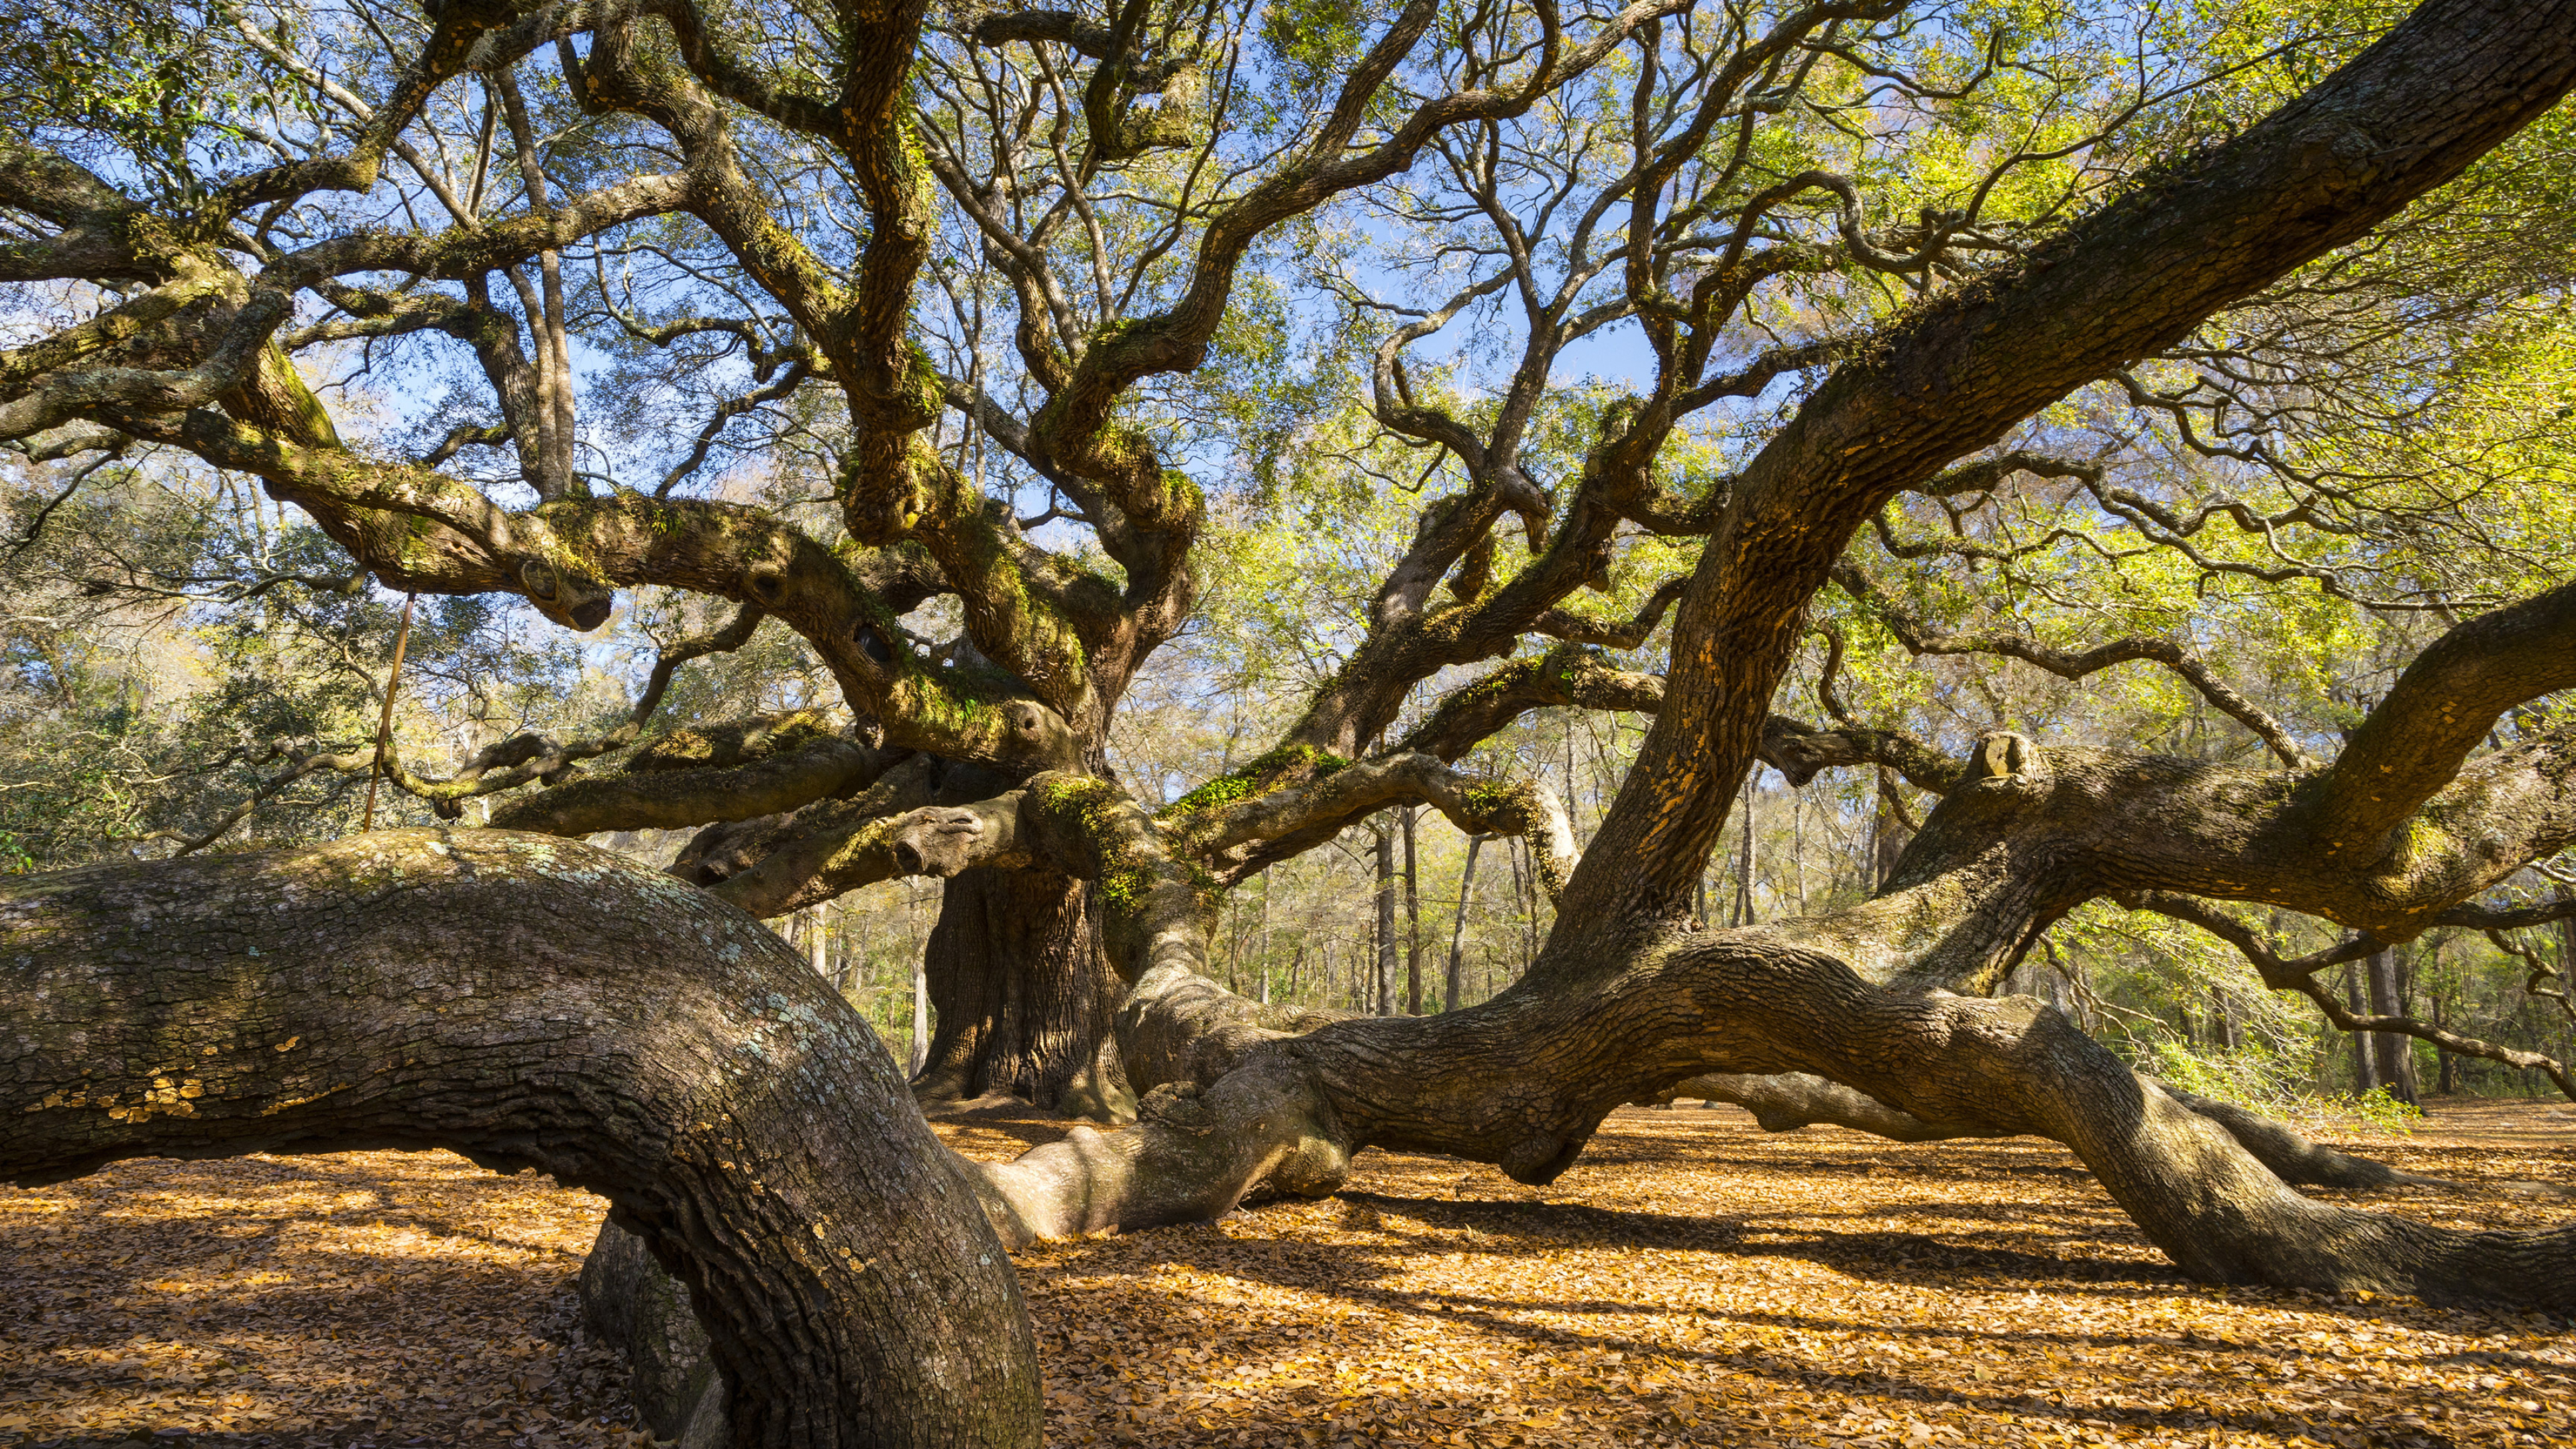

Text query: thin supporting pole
(361, 593), (417, 832)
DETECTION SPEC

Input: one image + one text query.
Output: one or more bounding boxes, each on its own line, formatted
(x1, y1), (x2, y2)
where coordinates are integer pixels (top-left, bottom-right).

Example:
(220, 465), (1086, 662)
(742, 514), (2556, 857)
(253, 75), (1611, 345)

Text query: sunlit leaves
(0, 0), (302, 202)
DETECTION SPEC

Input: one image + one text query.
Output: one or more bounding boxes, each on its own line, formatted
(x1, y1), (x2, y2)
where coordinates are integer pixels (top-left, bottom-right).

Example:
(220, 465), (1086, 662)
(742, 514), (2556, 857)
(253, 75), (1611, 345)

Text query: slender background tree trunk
(1872, 769), (1911, 892)
(1374, 819), (1398, 1016)
(1403, 806), (1422, 1015)
(1445, 835), (1483, 1014)
(2367, 947), (2420, 1105)
(2347, 963), (2378, 1093)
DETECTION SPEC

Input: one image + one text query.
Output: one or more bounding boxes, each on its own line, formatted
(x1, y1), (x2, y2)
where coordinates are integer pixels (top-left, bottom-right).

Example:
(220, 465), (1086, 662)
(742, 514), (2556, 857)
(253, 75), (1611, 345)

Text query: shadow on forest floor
(982, 1099), (2575, 1448)
(1, 1151), (643, 1449)
(4, 1101), (2570, 1448)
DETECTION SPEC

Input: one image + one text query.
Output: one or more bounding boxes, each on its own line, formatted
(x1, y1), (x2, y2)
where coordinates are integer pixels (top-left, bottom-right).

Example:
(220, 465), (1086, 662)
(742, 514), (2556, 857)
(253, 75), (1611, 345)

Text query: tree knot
(1963, 731), (2050, 796)
(1137, 1081), (1214, 1131)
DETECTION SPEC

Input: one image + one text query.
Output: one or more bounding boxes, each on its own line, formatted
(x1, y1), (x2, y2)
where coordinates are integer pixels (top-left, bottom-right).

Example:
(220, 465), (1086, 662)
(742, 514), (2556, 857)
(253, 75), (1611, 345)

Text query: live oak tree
(7, 1), (2576, 1446)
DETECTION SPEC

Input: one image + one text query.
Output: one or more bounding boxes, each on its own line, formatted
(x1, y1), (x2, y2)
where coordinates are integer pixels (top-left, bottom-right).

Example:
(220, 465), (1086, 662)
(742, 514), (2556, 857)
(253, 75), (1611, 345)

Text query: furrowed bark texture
(0, 830), (1039, 1449)
(580, 1222), (732, 1445)
(914, 865), (1134, 1122)
(663, 753), (1139, 1119)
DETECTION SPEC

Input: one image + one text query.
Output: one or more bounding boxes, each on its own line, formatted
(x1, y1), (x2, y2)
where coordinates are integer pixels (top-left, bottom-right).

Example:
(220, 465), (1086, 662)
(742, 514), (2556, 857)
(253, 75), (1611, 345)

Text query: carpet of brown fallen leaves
(3, 1099), (2571, 1448)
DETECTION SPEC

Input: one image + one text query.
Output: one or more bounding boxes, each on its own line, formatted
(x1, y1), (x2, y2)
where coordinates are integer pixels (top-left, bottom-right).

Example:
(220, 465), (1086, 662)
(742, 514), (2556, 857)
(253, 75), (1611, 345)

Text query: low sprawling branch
(489, 735), (898, 837)
(1674, 1072), (2482, 1194)
(0, 829), (1040, 1446)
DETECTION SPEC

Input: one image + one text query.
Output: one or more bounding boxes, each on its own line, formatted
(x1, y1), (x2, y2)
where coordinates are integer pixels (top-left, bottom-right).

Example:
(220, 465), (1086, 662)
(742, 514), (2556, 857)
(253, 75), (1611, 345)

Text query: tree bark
(931, 718), (2576, 1307)
(1677, 1072), (2481, 1193)
(580, 1220), (729, 1444)
(2367, 947), (2420, 1105)
(1374, 817), (1398, 1016)
(0, 829), (1039, 1448)
(1444, 834), (1483, 1014)
(913, 863), (1134, 1122)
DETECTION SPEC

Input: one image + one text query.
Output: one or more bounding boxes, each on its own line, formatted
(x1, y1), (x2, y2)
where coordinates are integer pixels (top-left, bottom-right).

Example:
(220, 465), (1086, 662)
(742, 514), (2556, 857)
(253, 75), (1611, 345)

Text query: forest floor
(1, 1098), (2570, 1449)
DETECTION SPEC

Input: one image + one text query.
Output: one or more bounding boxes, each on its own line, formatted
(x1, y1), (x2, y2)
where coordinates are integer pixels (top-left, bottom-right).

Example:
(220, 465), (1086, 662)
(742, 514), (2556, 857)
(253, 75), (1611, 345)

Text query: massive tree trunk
(0, 829), (1040, 1449)
(913, 864), (1133, 1122)
(845, 0), (2576, 1318)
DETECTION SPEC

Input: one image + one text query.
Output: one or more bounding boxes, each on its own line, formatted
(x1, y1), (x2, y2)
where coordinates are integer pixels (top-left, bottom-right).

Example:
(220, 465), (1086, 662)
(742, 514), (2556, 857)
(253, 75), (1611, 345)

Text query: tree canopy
(5, 0), (2576, 1443)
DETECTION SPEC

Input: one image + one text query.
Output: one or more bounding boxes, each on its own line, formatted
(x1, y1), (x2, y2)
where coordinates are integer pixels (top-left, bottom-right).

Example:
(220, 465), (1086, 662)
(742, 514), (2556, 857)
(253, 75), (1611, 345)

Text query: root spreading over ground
(4, 1103), (2571, 1448)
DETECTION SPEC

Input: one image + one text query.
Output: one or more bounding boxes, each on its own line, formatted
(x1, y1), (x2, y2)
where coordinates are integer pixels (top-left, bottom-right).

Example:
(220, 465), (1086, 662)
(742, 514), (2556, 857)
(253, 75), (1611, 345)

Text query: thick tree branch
(1393, 643), (1964, 794)
(1164, 751), (1580, 896)
(488, 736), (898, 837)
(689, 755), (945, 916)
(0, 829), (1040, 1446)
(376, 606), (772, 818)
(1675, 1071), (2481, 1193)
(1565, 0), (2576, 927)
(2308, 578), (2576, 867)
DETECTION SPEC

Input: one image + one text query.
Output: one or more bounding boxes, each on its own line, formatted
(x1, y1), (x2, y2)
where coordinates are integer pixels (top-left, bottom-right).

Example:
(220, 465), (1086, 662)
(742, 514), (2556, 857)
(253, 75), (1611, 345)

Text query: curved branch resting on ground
(0, 829), (1040, 1448)
(1672, 1072), (2485, 1193)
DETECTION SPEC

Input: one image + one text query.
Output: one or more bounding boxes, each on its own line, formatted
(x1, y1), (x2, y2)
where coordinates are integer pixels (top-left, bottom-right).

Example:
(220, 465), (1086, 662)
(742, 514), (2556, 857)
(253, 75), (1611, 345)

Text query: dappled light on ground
(3, 1102), (2569, 1447)
(0, 1153), (645, 1448)
(956, 1101), (2575, 1448)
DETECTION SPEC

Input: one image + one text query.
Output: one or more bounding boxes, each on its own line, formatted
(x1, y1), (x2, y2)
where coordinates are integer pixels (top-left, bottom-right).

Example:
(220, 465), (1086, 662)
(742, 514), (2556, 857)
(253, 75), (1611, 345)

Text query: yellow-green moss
(1161, 743), (1350, 818)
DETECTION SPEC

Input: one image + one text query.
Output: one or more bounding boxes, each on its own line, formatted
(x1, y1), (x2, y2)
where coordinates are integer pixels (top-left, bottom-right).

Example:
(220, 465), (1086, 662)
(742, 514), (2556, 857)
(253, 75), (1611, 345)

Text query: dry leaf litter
(4, 1100), (2569, 1448)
